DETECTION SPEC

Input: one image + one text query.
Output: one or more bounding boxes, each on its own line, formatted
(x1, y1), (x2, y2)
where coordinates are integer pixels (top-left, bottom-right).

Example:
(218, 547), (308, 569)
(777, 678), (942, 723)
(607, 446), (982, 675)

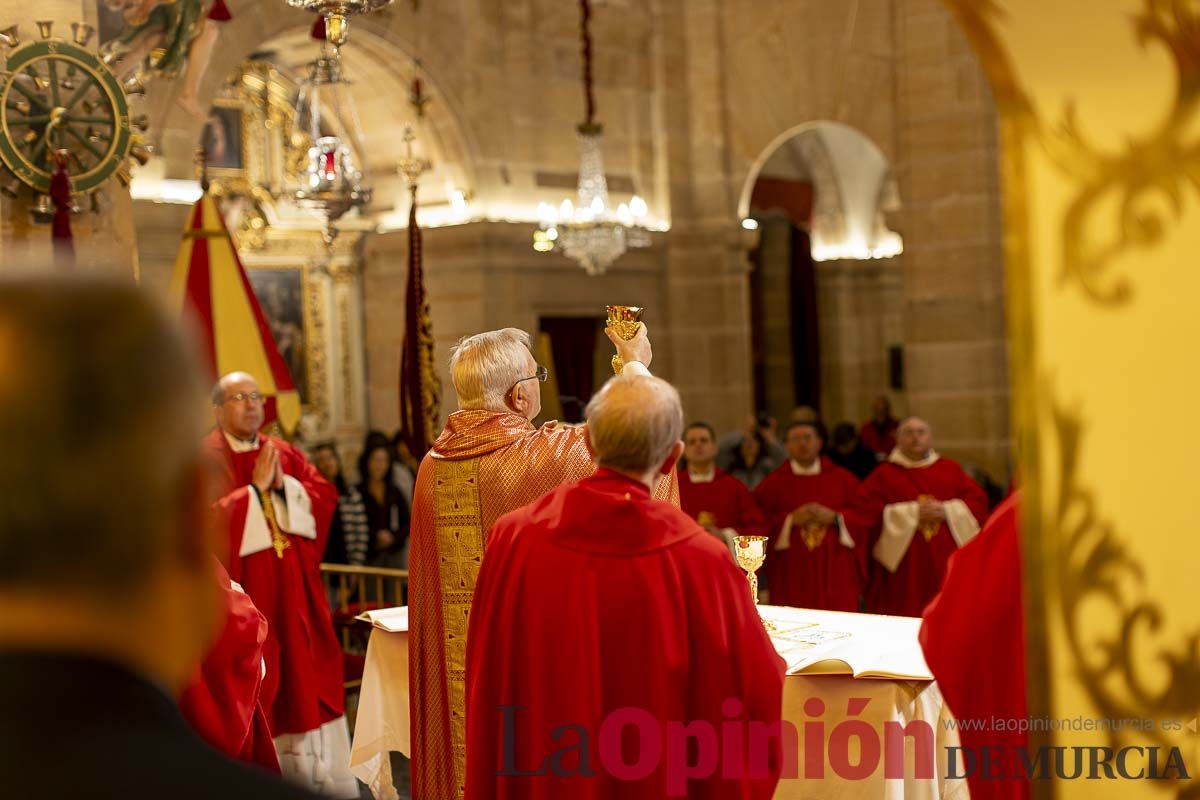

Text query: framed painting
(201, 99), (245, 174)
(246, 266), (311, 405)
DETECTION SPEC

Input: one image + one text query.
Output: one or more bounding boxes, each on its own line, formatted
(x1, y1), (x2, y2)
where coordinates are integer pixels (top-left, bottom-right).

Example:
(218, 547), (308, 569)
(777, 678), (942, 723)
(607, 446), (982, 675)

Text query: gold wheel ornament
(0, 21), (149, 206)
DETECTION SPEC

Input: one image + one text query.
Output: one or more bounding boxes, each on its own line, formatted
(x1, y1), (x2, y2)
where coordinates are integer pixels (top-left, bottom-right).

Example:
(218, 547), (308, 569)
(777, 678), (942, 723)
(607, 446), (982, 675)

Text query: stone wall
(688, 0), (1009, 477)
(362, 221), (668, 434)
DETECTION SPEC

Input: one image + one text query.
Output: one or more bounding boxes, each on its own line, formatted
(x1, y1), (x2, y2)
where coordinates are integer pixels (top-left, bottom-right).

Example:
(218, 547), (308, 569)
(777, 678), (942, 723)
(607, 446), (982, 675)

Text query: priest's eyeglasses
(225, 391), (264, 405)
(510, 365), (548, 394)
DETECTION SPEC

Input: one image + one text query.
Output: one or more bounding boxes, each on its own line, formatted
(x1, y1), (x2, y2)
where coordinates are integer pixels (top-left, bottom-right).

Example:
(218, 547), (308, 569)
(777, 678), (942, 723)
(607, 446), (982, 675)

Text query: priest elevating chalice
(606, 305), (643, 374)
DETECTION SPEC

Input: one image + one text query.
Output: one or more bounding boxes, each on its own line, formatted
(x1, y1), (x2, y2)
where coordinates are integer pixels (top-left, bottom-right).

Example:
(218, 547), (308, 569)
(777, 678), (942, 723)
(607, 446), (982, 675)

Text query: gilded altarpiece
(945, 1), (1200, 797)
(206, 61), (370, 453)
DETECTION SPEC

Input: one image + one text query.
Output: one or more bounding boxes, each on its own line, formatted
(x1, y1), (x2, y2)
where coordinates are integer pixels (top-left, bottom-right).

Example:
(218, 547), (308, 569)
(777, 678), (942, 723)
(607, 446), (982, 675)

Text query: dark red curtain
(539, 317), (599, 423)
(789, 226), (820, 411)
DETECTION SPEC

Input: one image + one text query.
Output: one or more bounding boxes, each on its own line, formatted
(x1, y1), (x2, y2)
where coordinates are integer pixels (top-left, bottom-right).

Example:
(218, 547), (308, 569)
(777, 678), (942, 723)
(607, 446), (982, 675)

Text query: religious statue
(101, 0), (229, 117)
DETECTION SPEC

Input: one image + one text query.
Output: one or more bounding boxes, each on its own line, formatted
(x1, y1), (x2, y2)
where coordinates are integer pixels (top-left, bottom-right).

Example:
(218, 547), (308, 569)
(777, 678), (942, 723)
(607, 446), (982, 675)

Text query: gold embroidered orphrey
(801, 522), (826, 551)
(258, 490), (290, 559)
(917, 494), (941, 541)
(434, 457), (484, 800)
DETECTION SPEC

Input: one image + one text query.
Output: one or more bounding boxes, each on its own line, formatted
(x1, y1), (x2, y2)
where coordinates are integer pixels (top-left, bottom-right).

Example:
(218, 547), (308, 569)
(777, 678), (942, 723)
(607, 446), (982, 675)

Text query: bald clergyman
(203, 371), (357, 798)
(464, 375), (786, 800)
(847, 416), (990, 617)
(409, 324), (680, 800)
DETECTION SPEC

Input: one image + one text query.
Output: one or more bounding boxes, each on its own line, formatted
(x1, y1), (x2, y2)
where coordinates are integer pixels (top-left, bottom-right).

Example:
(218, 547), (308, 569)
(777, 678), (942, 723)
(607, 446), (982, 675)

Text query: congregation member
(311, 442), (370, 566)
(358, 438), (410, 569)
(716, 411), (786, 473)
(859, 395), (899, 459)
(754, 421), (863, 611)
(828, 421), (879, 480)
(205, 372), (357, 798)
(0, 278), (320, 800)
(409, 324), (679, 799)
(391, 430), (418, 507)
(465, 375), (786, 800)
(921, 493), (1028, 799)
(849, 416), (989, 617)
(726, 429), (778, 489)
(677, 422), (767, 551)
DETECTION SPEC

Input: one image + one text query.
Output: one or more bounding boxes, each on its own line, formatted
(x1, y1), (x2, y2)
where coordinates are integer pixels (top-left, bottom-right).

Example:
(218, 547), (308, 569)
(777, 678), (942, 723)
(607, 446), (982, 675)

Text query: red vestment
(752, 457), (863, 611)
(849, 457), (988, 617)
(465, 469), (786, 800)
(859, 419), (897, 456)
(920, 493), (1028, 798)
(178, 559), (280, 772)
(676, 466), (767, 537)
(409, 411), (680, 800)
(203, 430), (344, 736)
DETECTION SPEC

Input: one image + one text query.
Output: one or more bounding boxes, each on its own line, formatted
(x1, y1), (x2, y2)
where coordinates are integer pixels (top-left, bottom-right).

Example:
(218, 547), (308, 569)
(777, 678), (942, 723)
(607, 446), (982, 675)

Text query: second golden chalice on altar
(606, 305), (643, 374)
(733, 534), (776, 631)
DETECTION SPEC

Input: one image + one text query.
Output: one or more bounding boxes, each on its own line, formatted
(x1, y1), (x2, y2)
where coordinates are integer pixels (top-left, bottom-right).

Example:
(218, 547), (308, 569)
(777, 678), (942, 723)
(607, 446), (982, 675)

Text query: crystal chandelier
(291, 54), (371, 245)
(285, 0), (392, 49)
(533, 0), (650, 276)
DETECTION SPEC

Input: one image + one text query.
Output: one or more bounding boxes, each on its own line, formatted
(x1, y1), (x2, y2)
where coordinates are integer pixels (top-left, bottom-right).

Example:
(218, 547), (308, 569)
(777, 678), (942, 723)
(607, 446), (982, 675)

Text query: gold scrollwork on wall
(948, 0), (1200, 307)
(944, 1), (1200, 796)
(1046, 383), (1200, 760)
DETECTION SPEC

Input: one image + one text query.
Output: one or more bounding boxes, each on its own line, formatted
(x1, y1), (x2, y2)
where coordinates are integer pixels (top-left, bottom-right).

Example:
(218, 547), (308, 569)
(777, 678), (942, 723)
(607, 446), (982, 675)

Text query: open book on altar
(357, 606), (408, 633)
(760, 605), (933, 681)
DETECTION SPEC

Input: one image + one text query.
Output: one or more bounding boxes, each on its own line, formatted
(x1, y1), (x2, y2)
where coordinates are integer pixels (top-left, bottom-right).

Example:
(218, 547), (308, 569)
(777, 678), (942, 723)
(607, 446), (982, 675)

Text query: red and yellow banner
(167, 193), (301, 434)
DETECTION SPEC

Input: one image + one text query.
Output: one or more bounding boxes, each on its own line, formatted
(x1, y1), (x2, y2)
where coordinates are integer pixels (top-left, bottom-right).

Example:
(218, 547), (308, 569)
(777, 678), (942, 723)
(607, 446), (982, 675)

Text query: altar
(348, 605), (967, 799)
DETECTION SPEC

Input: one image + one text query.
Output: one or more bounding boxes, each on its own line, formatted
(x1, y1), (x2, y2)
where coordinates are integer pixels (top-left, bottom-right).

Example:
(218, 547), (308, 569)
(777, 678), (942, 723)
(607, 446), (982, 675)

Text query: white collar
(789, 458), (821, 476)
(687, 466), (716, 484)
(887, 448), (939, 469)
(223, 431), (261, 453)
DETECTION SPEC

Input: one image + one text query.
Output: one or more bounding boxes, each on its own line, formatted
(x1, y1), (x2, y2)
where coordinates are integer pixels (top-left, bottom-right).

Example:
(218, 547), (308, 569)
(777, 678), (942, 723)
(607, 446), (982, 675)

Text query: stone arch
(739, 120), (902, 262)
(140, 1), (478, 202)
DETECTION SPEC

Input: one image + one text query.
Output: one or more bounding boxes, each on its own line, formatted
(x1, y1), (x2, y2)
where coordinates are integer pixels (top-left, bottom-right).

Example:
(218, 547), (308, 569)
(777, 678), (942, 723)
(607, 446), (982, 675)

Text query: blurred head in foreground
(0, 276), (219, 692)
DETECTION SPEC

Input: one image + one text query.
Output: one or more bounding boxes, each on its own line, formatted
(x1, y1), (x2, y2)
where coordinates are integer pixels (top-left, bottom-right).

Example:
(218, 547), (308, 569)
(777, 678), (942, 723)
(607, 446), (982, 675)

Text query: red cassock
(920, 493), (1028, 798)
(752, 457), (863, 612)
(203, 430), (344, 736)
(676, 467), (767, 537)
(849, 457), (989, 617)
(465, 469), (786, 800)
(178, 559), (280, 772)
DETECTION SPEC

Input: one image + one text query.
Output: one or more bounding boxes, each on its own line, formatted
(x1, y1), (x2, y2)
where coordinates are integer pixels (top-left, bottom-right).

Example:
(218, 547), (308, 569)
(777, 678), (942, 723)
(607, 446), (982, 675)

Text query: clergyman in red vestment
(409, 326), (680, 800)
(179, 559), (280, 772)
(465, 375), (786, 800)
(849, 417), (989, 617)
(921, 492), (1028, 799)
(205, 372), (357, 798)
(754, 421), (863, 611)
(676, 421), (767, 553)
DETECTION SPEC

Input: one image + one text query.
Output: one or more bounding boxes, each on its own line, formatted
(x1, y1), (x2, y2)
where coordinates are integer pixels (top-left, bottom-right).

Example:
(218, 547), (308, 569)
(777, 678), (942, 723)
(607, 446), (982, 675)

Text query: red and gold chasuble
(408, 410), (679, 800)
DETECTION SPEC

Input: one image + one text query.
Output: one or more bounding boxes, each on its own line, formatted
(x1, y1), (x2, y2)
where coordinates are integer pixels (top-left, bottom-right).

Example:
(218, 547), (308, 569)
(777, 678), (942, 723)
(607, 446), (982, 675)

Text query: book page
(357, 605), (409, 632)
(760, 605), (932, 680)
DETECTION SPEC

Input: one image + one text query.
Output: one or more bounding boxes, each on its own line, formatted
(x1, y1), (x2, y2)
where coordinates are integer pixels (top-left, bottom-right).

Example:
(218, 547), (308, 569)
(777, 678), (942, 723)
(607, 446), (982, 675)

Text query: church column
(328, 256), (369, 458)
(656, 0), (755, 434)
(893, 0), (1010, 478)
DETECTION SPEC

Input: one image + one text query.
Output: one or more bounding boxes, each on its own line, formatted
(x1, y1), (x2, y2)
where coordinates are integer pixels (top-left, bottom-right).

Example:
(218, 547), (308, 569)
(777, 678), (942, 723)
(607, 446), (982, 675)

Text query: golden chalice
(733, 534), (776, 631)
(606, 305), (643, 375)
